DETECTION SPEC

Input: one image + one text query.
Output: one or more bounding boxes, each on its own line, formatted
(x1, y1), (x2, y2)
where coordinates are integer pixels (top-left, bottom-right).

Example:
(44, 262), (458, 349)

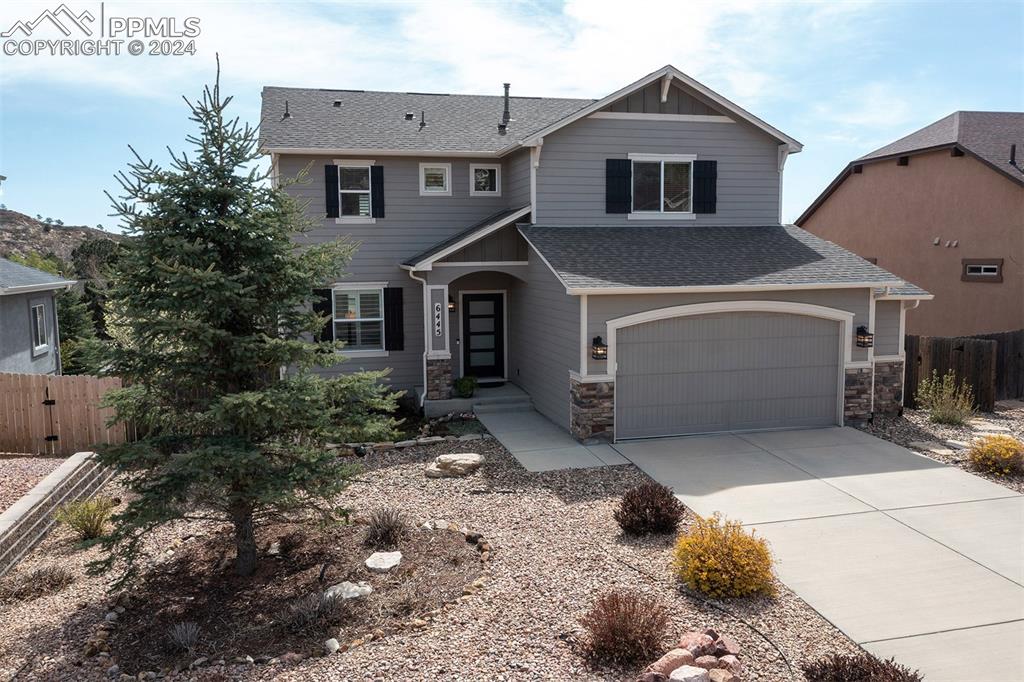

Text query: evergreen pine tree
(95, 64), (399, 583)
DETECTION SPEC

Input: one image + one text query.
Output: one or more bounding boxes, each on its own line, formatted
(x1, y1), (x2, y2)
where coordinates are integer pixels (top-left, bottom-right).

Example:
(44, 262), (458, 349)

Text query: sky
(0, 0), (1022, 231)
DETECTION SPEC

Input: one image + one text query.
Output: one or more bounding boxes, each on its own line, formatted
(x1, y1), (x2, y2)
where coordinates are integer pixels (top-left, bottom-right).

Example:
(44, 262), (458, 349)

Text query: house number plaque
(433, 302), (443, 336)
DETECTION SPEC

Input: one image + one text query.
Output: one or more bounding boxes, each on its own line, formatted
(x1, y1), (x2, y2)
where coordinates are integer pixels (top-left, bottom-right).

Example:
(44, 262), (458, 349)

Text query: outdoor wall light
(591, 335), (608, 360)
(856, 325), (874, 348)
(448, 296), (456, 313)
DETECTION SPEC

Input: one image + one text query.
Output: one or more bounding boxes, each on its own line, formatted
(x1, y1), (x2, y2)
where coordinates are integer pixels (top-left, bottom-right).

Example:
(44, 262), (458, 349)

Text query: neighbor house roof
(0, 257), (75, 295)
(517, 225), (921, 294)
(402, 206), (530, 270)
(798, 111), (1024, 224)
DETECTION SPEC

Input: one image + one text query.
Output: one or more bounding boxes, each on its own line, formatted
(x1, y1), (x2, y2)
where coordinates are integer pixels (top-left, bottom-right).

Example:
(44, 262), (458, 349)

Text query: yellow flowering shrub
(968, 435), (1024, 476)
(672, 513), (775, 598)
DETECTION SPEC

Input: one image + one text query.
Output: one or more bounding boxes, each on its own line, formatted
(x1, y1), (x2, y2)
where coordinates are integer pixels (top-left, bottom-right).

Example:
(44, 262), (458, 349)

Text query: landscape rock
(637, 673), (669, 682)
(104, 612), (118, 622)
(457, 433), (483, 441)
(694, 655), (721, 670)
(648, 648), (695, 675)
(106, 664), (120, 678)
(417, 436), (444, 444)
(708, 670), (740, 682)
(324, 638), (341, 654)
(678, 631), (715, 657)
(713, 635), (741, 657)
(395, 440), (417, 448)
(324, 581), (373, 600)
(719, 655), (742, 674)
(365, 551), (402, 572)
(669, 665), (711, 682)
(424, 452), (483, 478)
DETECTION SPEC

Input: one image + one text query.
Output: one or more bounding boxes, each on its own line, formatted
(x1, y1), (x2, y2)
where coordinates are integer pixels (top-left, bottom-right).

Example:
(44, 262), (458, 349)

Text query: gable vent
(404, 112), (415, 121)
(333, 100), (342, 108)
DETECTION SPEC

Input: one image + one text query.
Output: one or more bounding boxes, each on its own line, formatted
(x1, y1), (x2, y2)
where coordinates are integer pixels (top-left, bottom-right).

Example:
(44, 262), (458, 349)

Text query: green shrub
(614, 481), (685, 535)
(580, 589), (669, 664)
(55, 496), (116, 541)
(969, 434), (1024, 476)
(0, 564), (75, 602)
(802, 652), (922, 681)
(916, 369), (976, 425)
(673, 512), (775, 598)
(454, 375), (477, 398)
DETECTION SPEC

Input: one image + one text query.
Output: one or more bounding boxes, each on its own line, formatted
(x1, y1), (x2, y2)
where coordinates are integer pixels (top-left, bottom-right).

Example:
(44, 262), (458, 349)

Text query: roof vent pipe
(419, 110), (426, 129)
(1011, 143), (1017, 166)
(502, 83), (511, 124)
(282, 100), (291, 120)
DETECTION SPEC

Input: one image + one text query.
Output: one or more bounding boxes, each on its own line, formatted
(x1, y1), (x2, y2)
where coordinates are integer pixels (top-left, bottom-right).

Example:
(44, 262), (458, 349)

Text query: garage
(615, 311), (842, 439)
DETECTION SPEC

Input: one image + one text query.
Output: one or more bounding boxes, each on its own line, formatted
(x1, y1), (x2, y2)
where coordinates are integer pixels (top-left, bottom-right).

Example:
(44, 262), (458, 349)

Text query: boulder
(425, 452), (483, 478)
(678, 632), (715, 657)
(719, 655), (742, 674)
(708, 670), (740, 682)
(323, 638), (340, 654)
(648, 648), (695, 675)
(636, 673), (669, 682)
(395, 440), (418, 448)
(324, 581), (372, 600)
(712, 635), (741, 657)
(669, 666), (711, 682)
(694, 655), (721, 670)
(364, 551), (402, 573)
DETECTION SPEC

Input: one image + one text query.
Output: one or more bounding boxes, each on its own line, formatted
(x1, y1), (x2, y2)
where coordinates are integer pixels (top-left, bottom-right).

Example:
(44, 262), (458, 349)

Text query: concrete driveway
(613, 427), (1024, 681)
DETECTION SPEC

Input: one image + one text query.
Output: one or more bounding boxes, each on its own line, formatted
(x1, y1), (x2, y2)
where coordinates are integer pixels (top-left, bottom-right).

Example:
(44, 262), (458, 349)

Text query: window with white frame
(630, 153), (695, 214)
(339, 165), (372, 217)
(469, 163), (501, 196)
(962, 259), (1003, 282)
(333, 287), (384, 351)
(30, 303), (48, 352)
(419, 163), (451, 196)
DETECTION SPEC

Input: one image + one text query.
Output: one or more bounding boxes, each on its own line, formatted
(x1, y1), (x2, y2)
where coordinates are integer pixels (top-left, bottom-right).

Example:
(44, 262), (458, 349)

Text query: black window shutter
(693, 160), (717, 214)
(605, 159), (631, 214)
(370, 166), (385, 218)
(312, 288), (334, 342)
(324, 165), (339, 218)
(383, 287), (404, 351)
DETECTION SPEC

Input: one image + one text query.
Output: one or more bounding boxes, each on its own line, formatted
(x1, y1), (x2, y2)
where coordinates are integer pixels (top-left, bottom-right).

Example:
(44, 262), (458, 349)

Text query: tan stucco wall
(802, 150), (1023, 336)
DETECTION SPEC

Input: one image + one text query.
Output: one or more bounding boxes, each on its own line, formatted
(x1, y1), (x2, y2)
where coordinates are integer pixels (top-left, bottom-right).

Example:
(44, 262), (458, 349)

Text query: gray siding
(505, 148), (532, 208)
(535, 116), (781, 226)
(602, 81), (724, 116)
(875, 300), (902, 356)
(440, 224), (528, 263)
(586, 288), (872, 374)
(0, 292), (59, 375)
(508, 248), (579, 428)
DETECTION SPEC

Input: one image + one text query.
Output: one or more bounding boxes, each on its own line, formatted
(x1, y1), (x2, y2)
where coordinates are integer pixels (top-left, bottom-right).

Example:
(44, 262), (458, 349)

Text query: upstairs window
(629, 153), (696, 215)
(30, 303), (48, 353)
(420, 163), (452, 196)
(339, 165), (371, 217)
(469, 163), (501, 196)
(962, 259), (1003, 283)
(334, 287), (384, 351)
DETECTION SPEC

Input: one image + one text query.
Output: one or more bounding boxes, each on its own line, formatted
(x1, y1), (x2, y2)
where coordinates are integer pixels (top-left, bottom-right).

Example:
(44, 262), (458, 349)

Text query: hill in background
(0, 209), (122, 262)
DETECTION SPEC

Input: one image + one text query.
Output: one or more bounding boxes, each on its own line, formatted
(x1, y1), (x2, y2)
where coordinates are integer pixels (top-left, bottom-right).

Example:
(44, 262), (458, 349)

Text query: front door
(462, 293), (505, 380)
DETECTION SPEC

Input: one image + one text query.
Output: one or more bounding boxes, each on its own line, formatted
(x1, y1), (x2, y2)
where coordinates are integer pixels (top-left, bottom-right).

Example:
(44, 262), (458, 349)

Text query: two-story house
(797, 111), (1023, 337)
(0, 257), (74, 375)
(260, 65), (930, 442)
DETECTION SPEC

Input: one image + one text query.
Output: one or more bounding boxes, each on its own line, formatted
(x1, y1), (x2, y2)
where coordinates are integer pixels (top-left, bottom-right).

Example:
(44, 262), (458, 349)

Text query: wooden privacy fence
(973, 330), (1024, 401)
(0, 373), (128, 456)
(904, 335), (998, 412)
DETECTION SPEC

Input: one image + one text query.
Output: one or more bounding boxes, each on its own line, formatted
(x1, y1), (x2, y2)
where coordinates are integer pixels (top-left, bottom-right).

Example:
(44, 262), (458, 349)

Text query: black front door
(462, 293), (504, 380)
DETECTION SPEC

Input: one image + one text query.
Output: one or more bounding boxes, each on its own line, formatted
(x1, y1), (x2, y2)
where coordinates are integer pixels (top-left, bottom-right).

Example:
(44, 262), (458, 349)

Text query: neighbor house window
(628, 153), (696, 216)
(30, 303), (48, 352)
(469, 163), (501, 196)
(419, 163), (451, 196)
(961, 259), (1003, 283)
(339, 165), (372, 217)
(333, 287), (384, 351)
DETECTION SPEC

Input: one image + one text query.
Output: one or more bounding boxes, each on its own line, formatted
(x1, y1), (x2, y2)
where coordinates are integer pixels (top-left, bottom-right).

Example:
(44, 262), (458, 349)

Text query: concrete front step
(472, 400), (534, 414)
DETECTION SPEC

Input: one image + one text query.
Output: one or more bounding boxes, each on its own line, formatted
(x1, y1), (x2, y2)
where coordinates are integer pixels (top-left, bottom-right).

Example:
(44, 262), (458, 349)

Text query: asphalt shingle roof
(402, 206), (530, 267)
(857, 111), (1024, 184)
(518, 225), (917, 291)
(260, 88), (593, 153)
(0, 257), (73, 292)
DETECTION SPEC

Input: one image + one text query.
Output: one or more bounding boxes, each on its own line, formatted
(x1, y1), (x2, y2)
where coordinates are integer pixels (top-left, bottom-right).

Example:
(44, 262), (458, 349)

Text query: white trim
(402, 206), (531, 271)
(876, 293), (934, 301)
(334, 217), (376, 225)
(569, 370), (615, 383)
(332, 158), (376, 166)
(507, 65), (803, 153)
(427, 350), (451, 360)
(342, 349), (390, 358)
(30, 302), (49, 356)
(264, 147), (500, 158)
(628, 154), (695, 217)
(419, 162), (452, 196)
(777, 147), (789, 225)
(335, 161), (375, 220)
(897, 300), (908, 359)
(660, 74), (672, 103)
(529, 142), (542, 221)
(0, 281), (75, 296)
(591, 112), (734, 124)
(579, 294), (588, 376)
(604, 300), (855, 438)
(270, 152), (280, 188)
(433, 261), (528, 268)
(332, 280), (389, 289)
(627, 212), (696, 221)
(628, 152), (698, 162)
(868, 292), (876, 413)
(873, 354), (904, 362)
(845, 361), (873, 369)
(468, 163), (501, 197)
(457, 289), (508, 381)
(566, 281), (902, 296)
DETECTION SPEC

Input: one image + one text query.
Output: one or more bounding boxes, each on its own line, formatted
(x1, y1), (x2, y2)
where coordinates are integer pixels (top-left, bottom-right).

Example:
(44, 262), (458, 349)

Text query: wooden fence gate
(0, 373), (128, 456)
(904, 336), (998, 412)
(973, 330), (1024, 401)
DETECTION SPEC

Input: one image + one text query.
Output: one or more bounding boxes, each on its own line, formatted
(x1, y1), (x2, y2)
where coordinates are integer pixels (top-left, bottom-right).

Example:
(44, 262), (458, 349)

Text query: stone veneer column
(569, 376), (614, 443)
(873, 359), (905, 416)
(425, 358), (453, 400)
(844, 366), (872, 424)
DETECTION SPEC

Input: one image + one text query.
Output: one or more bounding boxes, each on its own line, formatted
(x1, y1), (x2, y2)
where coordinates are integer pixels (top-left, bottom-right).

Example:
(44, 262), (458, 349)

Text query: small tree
(94, 62), (399, 584)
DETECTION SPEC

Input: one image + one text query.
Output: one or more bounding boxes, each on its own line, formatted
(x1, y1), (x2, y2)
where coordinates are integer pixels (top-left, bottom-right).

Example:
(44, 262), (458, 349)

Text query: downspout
(408, 269), (429, 407)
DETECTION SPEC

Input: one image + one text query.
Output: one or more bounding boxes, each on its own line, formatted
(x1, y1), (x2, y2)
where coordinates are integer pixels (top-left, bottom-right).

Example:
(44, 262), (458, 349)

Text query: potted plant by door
(454, 376), (478, 399)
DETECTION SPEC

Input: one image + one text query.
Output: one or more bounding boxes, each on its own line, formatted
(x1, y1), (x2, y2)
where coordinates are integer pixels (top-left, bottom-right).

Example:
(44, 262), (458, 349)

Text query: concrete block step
(472, 401), (534, 414)
(471, 394), (534, 405)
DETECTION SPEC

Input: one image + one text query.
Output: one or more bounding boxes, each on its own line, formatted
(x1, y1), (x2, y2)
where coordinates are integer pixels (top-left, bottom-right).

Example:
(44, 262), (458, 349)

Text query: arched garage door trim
(606, 301), (855, 439)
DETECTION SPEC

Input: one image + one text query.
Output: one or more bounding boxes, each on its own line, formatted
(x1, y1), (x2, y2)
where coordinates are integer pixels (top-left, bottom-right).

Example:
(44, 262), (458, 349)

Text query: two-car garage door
(615, 311), (842, 439)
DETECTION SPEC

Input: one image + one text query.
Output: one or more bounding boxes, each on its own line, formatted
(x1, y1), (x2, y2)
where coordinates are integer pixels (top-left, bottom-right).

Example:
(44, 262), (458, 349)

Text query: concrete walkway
(476, 410), (628, 472)
(613, 427), (1024, 681)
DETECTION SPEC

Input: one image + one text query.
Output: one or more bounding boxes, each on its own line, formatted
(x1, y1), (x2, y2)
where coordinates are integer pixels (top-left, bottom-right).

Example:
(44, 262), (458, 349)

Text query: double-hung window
(628, 153), (696, 218)
(339, 165), (372, 217)
(333, 286), (385, 352)
(30, 303), (48, 354)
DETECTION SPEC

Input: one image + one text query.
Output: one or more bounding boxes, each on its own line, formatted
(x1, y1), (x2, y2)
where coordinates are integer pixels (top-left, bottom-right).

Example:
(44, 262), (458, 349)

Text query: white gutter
(0, 281), (76, 296)
(564, 281), (905, 296)
(407, 270), (430, 407)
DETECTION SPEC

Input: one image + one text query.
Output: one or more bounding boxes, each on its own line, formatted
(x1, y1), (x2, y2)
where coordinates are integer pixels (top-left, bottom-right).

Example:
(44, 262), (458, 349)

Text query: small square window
(419, 163), (451, 196)
(961, 259), (1003, 283)
(469, 164), (501, 196)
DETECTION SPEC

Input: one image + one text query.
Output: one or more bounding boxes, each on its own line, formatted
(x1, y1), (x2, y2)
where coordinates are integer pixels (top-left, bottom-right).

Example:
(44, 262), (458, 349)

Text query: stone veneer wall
(873, 359), (905, 416)
(844, 367), (873, 424)
(569, 377), (614, 443)
(425, 358), (453, 400)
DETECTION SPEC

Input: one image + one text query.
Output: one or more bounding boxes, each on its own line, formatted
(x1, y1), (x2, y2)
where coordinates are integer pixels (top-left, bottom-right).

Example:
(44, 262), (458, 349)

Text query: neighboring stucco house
(260, 65), (930, 442)
(798, 111), (1023, 337)
(0, 258), (74, 375)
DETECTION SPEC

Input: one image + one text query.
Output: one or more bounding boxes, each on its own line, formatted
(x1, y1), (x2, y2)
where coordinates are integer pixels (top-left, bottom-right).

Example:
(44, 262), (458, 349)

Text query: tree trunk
(231, 505), (257, 577)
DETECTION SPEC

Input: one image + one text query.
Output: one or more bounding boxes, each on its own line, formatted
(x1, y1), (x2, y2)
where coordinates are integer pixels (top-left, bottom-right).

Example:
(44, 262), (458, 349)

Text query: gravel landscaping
(0, 455), (64, 513)
(865, 402), (1024, 494)
(0, 437), (862, 681)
